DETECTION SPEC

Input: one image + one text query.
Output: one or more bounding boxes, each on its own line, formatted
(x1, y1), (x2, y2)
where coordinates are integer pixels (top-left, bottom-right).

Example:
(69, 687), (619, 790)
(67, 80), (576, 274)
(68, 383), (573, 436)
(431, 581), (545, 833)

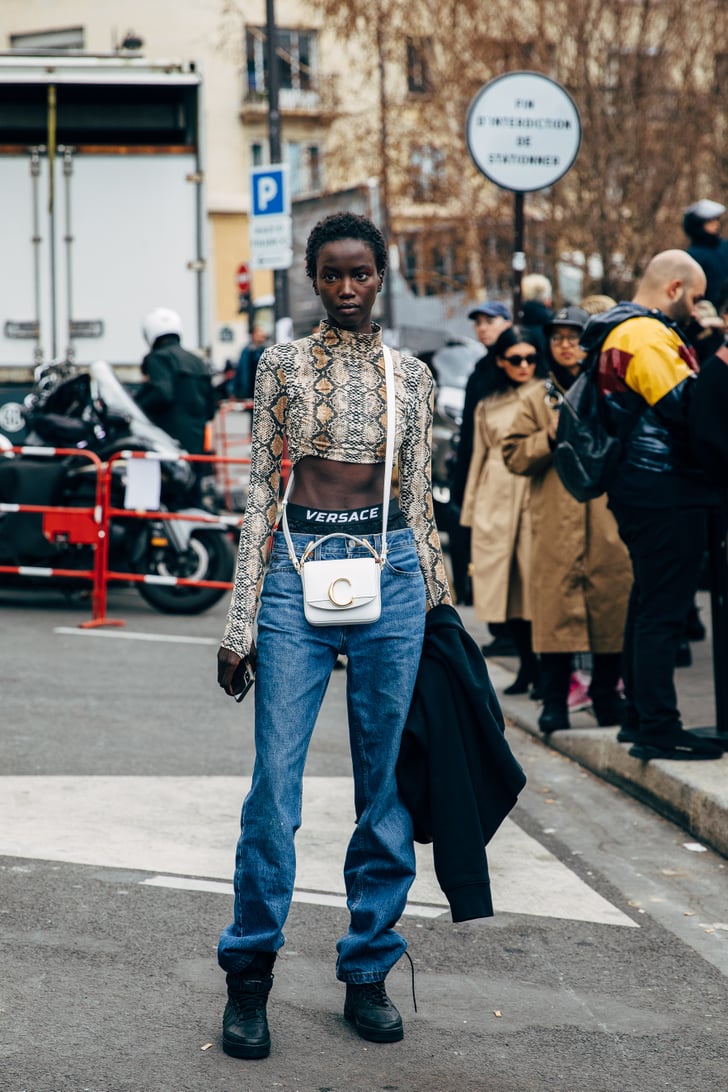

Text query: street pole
(265, 0), (289, 325)
(707, 498), (728, 739)
(375, 5), (394, 333)
(512, 191), (525, 322)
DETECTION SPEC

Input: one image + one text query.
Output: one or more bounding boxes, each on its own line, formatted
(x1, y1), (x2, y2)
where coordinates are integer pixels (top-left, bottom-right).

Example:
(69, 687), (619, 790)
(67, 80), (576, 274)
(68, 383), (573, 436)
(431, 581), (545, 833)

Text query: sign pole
(513, 191), (526, 321)
(465, 72), (582, 313)
(265, 0), (290, 325)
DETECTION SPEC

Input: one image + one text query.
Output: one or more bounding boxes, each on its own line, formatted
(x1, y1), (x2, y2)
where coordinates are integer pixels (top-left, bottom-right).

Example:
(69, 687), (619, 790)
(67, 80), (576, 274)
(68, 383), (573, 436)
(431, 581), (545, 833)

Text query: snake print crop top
(220, 320), (452, 656)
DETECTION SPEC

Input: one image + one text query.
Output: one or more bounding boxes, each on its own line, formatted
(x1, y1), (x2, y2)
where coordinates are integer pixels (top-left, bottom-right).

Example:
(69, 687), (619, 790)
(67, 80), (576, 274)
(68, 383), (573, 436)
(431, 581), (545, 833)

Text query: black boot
(538, 653), (571, 734)
(344, 981), (403, 1043)
(222, 953), (276, 1059)
(685, 601), (706, 641)
(539, 702), (570, 734)
(591, 692), (626, 726)
(589, 653), (625, 726)
(675, 641), (692, 667)
(503, 619), (539, 695)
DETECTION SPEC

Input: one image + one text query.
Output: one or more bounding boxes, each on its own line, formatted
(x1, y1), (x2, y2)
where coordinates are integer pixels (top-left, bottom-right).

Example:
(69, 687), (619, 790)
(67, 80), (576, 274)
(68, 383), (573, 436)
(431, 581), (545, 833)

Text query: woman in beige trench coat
(502, 306), (633, 734)
(461, 326), (542, 695)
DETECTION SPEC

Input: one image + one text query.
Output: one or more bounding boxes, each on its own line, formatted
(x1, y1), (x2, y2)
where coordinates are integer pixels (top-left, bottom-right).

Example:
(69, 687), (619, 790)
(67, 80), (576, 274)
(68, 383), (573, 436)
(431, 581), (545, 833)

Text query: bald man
(578, 250), (722, 760)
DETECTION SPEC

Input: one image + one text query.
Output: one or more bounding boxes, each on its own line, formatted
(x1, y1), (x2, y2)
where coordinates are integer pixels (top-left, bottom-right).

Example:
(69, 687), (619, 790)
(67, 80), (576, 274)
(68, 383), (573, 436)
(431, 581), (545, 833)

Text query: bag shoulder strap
(280, 344), (397, 571)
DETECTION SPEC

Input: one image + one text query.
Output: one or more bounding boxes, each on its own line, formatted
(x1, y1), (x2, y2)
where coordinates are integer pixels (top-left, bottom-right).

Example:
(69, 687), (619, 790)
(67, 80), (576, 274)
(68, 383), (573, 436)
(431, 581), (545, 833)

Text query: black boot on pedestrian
(538, 702), (570, 734)
(503, 662), (538, 695)
(629, 729), (723, 761)
(675, 641), (692, 668)
(222, 953), (276, 1059)
(502, 619), (538, 695)
(685, 603), (706, 641)
(529, 679), (544, 701)
(481, 635), (516, 657)
(616, 699), (640, 744)
(591, 691), (626, 727)
(344, 981), (403, 1043)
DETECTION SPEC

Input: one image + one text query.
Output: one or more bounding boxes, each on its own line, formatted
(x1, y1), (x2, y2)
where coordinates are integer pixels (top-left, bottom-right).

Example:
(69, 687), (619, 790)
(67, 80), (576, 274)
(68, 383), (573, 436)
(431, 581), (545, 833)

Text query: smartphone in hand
(232, 659), (255, 703)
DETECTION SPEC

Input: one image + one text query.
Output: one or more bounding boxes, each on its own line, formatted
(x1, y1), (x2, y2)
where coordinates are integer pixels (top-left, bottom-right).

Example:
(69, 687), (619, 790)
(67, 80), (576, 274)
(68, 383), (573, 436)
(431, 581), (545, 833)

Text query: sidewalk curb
(487, 661), (728, 861)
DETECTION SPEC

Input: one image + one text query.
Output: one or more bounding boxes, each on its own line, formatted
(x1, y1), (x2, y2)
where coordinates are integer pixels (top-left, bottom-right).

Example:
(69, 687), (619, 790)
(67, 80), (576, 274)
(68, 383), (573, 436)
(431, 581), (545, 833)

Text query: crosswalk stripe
(0, 776), (636, 928)
(54, 627), (217, 645)
(140, 874), (446, 918)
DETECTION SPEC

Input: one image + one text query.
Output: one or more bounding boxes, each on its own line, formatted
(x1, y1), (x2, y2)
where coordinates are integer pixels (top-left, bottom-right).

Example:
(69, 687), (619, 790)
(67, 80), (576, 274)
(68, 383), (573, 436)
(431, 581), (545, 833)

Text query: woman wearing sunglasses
(502, 306), (632, 735)
(460, 326), (542, 697)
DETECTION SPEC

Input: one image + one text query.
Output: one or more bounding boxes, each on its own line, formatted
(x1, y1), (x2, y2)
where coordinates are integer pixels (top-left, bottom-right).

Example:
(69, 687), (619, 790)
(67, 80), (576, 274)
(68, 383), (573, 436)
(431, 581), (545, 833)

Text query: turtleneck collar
(318, 318), (383, 351)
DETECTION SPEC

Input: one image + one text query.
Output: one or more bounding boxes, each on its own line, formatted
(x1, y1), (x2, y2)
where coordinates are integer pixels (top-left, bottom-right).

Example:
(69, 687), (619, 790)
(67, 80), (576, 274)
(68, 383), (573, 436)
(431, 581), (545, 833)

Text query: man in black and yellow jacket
(580, 251), (723, 761)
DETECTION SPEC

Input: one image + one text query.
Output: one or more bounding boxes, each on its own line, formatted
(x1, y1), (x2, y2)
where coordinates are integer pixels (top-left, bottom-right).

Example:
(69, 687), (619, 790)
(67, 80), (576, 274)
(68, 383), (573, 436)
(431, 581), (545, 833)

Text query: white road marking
(141, 874), (446, 917)
(53, 627), (217, 645)
(0, 776), (636, 928)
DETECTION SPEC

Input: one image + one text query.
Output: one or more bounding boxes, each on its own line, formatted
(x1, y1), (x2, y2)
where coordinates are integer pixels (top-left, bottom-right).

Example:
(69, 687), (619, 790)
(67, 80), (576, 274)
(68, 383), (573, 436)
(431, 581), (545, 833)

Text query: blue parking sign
(251, 165), (289, 217)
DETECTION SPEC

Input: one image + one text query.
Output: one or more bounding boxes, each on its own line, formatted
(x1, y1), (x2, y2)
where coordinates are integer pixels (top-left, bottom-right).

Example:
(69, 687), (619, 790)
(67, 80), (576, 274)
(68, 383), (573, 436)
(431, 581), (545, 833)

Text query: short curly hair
(304, 212), (388, 281)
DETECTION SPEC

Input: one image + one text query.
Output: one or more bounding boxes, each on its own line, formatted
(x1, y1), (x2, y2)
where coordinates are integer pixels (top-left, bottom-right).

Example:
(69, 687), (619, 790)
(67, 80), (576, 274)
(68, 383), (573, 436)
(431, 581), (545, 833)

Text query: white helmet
(142, 307), (182, 347)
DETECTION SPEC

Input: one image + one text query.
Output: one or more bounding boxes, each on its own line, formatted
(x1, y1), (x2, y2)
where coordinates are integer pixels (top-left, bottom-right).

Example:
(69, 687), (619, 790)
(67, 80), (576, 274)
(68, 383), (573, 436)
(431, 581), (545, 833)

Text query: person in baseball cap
(682, 199), (728, 307)
(467, 300), (512, 321)
(545, 304), (590, 333)
(544, 305), (590, 381)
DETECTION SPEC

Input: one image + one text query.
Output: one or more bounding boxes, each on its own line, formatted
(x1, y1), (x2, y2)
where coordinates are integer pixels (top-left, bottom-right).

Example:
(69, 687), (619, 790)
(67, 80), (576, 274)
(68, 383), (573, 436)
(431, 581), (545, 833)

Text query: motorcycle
(0, 359), (236, 614)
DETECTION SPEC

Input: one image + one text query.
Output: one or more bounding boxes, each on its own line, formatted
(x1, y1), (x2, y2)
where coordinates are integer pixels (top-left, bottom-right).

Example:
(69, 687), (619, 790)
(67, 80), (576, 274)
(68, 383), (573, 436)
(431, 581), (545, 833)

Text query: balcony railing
(241, 75), (338, 120)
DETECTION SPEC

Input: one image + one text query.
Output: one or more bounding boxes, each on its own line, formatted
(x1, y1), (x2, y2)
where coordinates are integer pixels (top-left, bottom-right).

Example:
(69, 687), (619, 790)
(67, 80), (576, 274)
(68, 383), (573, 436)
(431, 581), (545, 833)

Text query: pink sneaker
(568, 671), (592, 713)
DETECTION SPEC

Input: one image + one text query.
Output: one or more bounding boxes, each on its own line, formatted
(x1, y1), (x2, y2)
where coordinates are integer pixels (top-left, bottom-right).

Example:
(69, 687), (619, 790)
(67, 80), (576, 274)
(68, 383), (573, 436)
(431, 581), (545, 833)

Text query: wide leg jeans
(217, 527), (426, 983)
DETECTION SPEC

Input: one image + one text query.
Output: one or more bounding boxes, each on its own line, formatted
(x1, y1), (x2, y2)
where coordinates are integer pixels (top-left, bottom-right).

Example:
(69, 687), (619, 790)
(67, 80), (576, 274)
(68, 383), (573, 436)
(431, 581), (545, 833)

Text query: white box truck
(0, 52), (208, 440)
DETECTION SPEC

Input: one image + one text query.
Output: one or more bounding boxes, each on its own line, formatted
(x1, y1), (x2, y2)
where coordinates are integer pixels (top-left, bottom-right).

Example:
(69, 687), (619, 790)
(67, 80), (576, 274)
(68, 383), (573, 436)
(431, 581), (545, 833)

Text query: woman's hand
(218, 643), (256, 696)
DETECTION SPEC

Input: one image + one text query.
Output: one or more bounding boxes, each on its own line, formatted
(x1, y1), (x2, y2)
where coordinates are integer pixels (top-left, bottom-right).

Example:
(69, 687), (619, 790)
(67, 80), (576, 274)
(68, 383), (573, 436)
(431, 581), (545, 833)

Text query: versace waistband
(284, 498), (407, 535)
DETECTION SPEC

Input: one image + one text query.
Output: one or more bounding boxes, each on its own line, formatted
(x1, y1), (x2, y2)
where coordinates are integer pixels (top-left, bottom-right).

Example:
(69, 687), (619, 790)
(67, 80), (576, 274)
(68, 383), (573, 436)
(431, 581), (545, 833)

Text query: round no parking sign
(466, 71), (581, 193)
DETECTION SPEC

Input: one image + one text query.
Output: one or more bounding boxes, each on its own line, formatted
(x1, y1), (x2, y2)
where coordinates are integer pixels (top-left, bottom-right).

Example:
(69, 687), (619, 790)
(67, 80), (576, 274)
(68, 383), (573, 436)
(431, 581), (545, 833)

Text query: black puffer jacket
(580, 303), (719, 507)
(136, 334), (216, 454)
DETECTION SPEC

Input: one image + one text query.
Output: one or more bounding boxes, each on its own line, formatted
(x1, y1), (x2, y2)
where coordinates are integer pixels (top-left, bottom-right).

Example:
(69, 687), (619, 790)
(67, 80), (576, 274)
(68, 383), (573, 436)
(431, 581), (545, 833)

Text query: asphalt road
(2, 584), (728, 1092)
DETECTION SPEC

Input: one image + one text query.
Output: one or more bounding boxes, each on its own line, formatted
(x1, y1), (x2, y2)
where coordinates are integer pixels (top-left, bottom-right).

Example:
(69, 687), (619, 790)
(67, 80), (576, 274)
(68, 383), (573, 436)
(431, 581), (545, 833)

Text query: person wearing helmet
(682, 199), (728, 308)
(137, 307), (216, 457)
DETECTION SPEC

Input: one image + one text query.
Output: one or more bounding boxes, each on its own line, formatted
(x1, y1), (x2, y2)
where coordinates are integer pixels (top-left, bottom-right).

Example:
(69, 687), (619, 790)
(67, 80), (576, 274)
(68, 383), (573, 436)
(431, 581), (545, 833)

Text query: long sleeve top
(221, 320), (452, 656)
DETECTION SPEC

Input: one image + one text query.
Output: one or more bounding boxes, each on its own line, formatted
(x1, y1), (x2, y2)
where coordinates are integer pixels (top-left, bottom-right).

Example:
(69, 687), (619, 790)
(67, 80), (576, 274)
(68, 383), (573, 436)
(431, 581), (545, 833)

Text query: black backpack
(552, 353), (622, 503)
(552, 305), (684, 502)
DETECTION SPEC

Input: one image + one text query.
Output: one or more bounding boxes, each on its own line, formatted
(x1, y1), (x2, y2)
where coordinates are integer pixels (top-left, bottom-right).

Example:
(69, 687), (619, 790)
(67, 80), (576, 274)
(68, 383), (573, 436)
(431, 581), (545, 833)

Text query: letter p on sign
(257, 176), (278, 211)
(251, 166), (288, 217)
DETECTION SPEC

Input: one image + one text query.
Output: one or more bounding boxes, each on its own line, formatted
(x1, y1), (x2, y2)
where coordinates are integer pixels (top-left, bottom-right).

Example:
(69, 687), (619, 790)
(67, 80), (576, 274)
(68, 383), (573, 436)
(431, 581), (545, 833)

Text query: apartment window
(406, 37), (433, 94)
(308, 144), (322, 192)
(411, 145), (445, 203)
(605, 46), (670, 120)
(402, 238), (418, 287)
(10, 26), (85, 50)
(246, 26), (316, 95)
(399, 232), (467, 297)
(287, 141), (323, 196)
(715, 52), (728, 95)
(251, 141), (266, 167)
(485, 38), (534, 73)
(606, 46), (666, 92)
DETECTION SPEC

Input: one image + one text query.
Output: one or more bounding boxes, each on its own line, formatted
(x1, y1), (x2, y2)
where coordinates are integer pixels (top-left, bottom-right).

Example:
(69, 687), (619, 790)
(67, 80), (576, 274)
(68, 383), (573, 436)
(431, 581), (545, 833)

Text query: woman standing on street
(502, 306), (632, 734)
(216, 212), (452, 1058)
(460, 326), (541, 695)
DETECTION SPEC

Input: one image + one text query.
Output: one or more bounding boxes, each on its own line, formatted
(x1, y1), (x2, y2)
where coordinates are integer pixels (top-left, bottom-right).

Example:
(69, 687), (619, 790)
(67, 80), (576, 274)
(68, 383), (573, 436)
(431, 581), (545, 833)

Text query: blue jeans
(217, 527), (426, 983)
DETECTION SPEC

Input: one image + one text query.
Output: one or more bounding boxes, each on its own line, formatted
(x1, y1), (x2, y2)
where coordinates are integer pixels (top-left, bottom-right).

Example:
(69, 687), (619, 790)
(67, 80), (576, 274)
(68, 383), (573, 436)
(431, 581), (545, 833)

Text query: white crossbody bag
(280, 345), (396, 626)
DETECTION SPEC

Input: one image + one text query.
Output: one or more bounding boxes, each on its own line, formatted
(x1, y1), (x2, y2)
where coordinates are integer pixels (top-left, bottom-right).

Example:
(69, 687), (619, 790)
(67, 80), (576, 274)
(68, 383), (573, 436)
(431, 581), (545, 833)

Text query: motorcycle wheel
(138, 530), (235, 615)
